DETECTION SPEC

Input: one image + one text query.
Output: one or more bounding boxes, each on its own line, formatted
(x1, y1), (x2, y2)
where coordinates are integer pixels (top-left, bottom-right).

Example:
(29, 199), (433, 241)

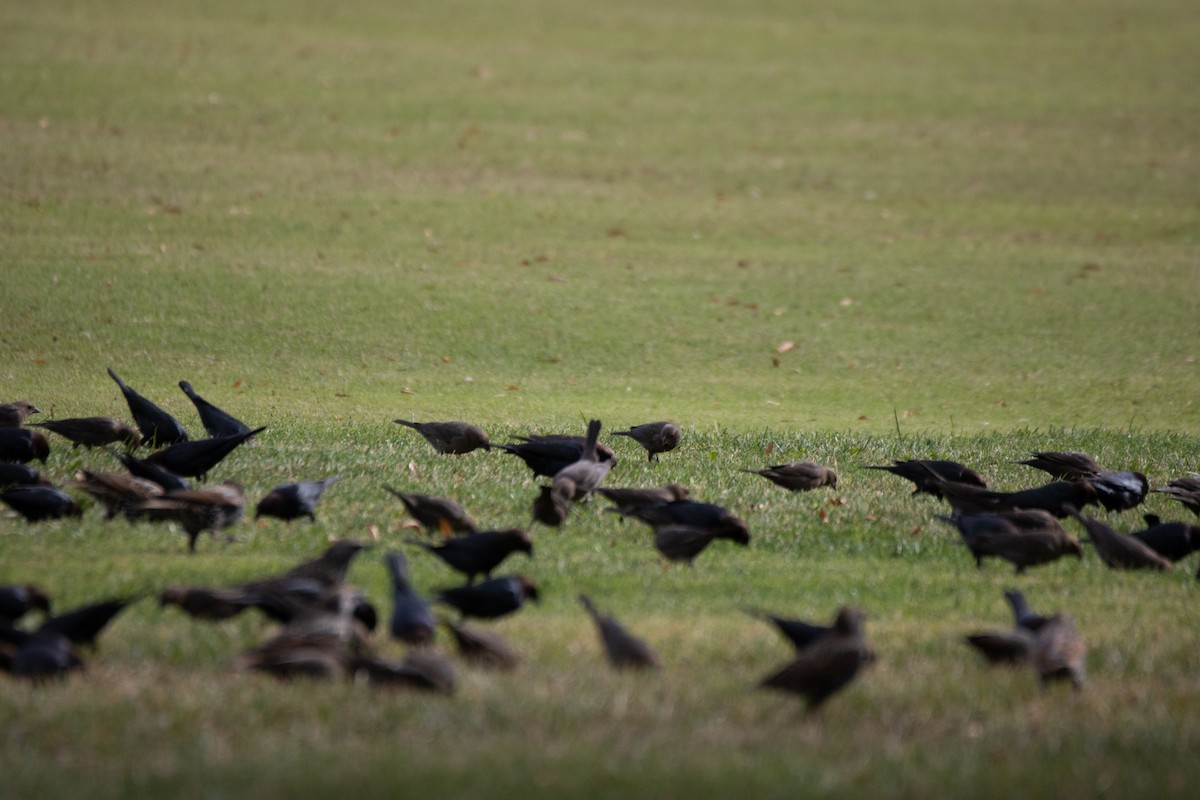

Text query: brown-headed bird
(579, 594), (660, 670)
(0, 428), (50, 464)
(758, 606), (874, 713)
(653, 524), (750, 565)
(394, 419), (490, 455)
(384, 486), (478, 536)
(411, 528), (533, 585)
(255, 476), (341, 523)
(435, 575), (539, 621)
(1069, 510), (1173, 572)
(178, 380), (252, 438)
(1015, 451), (1103, 481)
(0, 401), (39, 428)
(29, 417), (141, 449)
(1131, 515), (1200, 562)
(743, 460), (838, 492)
(144, 427), (266, 481)
(0, 486), (82, 522)
(107, 367), (189, 446)
(132, 481), (245, 552)
(612, 421), (681, 462)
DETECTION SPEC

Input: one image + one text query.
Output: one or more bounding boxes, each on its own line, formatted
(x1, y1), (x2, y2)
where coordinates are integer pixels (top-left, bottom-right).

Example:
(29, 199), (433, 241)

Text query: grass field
(2, 0), (1200, 797)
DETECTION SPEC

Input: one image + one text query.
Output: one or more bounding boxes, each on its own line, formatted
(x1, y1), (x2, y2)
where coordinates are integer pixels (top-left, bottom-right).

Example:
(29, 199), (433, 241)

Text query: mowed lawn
(2, 0), (1200, 797)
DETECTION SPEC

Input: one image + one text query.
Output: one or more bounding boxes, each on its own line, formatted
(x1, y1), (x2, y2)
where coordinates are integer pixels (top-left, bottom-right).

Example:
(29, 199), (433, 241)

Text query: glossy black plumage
(144, 426), (266, 481)
(497, 435), (617, 479)
(748, 608), (836, 652)
(0, 463), (52, 488)
(863, 459), (987, 498)
(384, 552), (437, 646)
(107, 447), (191, 492)
(255, 476), (341, 522)
(0, 485), (82, 521)
(179, 380), (253, 438)
(107, 367), (189, 446)
(1130, 517), (1200, 562)
(1089, 470), (1149, 513)
(0, 428), (50, 464)
(435, 575), (539, 620)
(1015, 451), (1103, 481)
(412, 528), (533, 585)
(0, 584), (51, 624)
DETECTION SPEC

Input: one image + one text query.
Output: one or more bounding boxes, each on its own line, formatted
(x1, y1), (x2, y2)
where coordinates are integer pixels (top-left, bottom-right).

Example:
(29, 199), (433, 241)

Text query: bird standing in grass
(0, 401), (39, 428)
(107, 367), (188, 446)
(743, 460), (838, 492)
(757, 606), (874, 713)
(531, 481), (573, 529)
(178, 381), (253, 438)
(394, 419), (490, 455)
(863, 459), (986, 498)
(144, 427), (266, 481)
(411, 529), (533, 585)
(579, 594), (660, 670)
(553, 419), (612, 501)
(0, 486), (82, 521)
(384, 552), (437, 646)
(612, 421), (681, 462)
(29, 417), (141, 449)
(435, 575), (539, 621)
(1069, 510), (1173, 571)
(132, 481), (246, 552)
(1015, 451), (1103, 481)
(384, 486), (478, 536)
(0, 428), (50, 464)
(255, 476), (341, 522)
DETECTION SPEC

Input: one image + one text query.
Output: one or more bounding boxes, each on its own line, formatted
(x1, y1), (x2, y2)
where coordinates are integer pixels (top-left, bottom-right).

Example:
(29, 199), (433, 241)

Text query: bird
(106, 447), (191, 492)
(66, 470), (163, 520)
(863, 459), (987, 498)
(0, 463), (53, 489)
(384, 486), (478, 536)
(1155, 476), (1200, 517)
(28, 417), (141, 449)
(178, 380), (252, 438)
(107, 367), (189, 446)
(159, 585), (259, 621)
(624, 500), (751, 542)
(359, 651), (457, 694)
(743, 460), (838, 492)
(1015, 451), (1103, 481)
(552, 419), (612, 501)
(411, 529), (533, 585)
(270, 539), (371, 589)
(757, 606), (874, 712)
(531, 481), (573, 529)
(964, 589), (1041, 666)
(131, 481), (246, 552)
(0, 486), (82, 522)
(1069, 510), (1173, 571)
(384, 551), (437, 646)
(748, 608), (838, 652)
(255, 476), (341, 522)
(0, 401), (40, 428)
(435, 575), (539, 621)
(1130, 515), (1200, 562)
(441, 618), (519, 671)
(612, 421), (681, 462)
(936, 513), (1083, 574)
(597, 484), (690, 518)
(143, 426), (266, 481)
(496, 435), (617, 479)
(394, 419), (490, 455)
(1, 596), (133, 682)
(579, 594), (660, 670)
(0, 428), (50, 464)
(0, 584), (51, 624)
(653, 524), (749, 565)
(921, 463), (1100, 518)
(1089, 470), (1149, 513)
(1003, 590), (1086, 690)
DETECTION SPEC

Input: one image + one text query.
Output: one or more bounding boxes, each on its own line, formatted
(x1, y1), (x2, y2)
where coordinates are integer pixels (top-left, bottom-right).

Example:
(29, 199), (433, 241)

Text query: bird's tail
(578, 594), (601, 621)
(582, 419), (602, 461)
(393, 419), (420, 430)
(384, 552), (413, 591)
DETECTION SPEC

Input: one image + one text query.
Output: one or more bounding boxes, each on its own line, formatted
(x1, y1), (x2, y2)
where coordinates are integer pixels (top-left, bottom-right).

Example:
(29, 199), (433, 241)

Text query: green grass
(2, 0), (1200, 796)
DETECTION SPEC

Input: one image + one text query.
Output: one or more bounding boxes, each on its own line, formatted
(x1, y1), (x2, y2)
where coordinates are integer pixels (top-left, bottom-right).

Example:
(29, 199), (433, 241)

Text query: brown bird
(612, 421), (681, 462)
(394, 419), (490, 455)
(441, 619), (519, 671)
(411, 528), (533, 585)
(937, 513), (1083, 574)
(360, 651), (458, 694)
(531, 480), (573, 529)
(743, 461), (838, 492)
(273, 540), (371, 589)
(863, 459), (987, 498)
(653, 524), (749, 565)
(964, 589), (1040, 665)
(67, 470), (163, 520)
(1156, 476), (1200, 517)
(597, 484), (690, 518)
(0, 401), (40, 428)
(579, 594), (661, 670)
(1004, 590), (1087, 690)
(384, 486), (478, 536)
(1016, 451), (1103, 481)
(553, 419), (612, 501)
(1069, 511), (1173, 572)
(758, 606), (874, 712)
(132, 481), (246, 552)
(29, 417), (141, 449)
(0, 428), (50, 464)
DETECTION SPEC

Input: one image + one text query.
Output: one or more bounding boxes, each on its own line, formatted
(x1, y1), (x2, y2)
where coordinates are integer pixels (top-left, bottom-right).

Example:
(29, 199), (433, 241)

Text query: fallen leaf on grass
(776, 341), (795, 354)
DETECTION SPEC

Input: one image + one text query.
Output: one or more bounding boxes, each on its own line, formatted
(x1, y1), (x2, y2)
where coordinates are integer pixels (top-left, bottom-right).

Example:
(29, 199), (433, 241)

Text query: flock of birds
(2, 368), (1200, 713)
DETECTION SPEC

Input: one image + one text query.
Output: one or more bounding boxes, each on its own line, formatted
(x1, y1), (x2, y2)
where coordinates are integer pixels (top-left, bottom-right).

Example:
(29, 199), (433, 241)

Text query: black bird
(553, 419), (611, 501)
(1090, 470), (1149, 513)
(384, 552), (437, 646)
(0, 584), (51, 624)
(29, 417), (142, 449)
(612, 421), (681, 462)
(531, 481), (573, 529)
(271, 540), (371, 589)
(936, 513), (1083, 574)
(0, 486), (82, 522)
(106, 447), (191, 492)
(863, 459), (987, 498)
(255, 476), (342, 522)
(132, 481), (245, 551)
(0, 463), (53, 488)
(1155, 476), (1200, 518)
(394, 419), (490, 455)
(497, 435), (617, 479)
(0, 401), (39, 428)
(37, 596), (134, 650)
(179, 380), (253, 438)
(2, 596), (133, 682)
(597, 484), (690, 518)
(625, 500), (751, 542)
(1069, 511), (1173, 571)
(758, 606), (874, 712)
(579, 594), (660, 670)
(748, 608), (837, 652)
(1016, 451), (1103, 481)
(441, 619), (519, 671)
(0, 428), (50, 464)
(107, 367), (189, 446)
(159, 585), (260, 621)
(411, 528), (534, 585)
(435, 575), (539, 621)
(384, 486), (478, 536)
(993, 481), (1102, 518)
(1130, 515), (1200, 562)
(743, 461), (838, 492)
(66, 470), (163, 520)
(653, 524), (749, 565)
(144, 426), (266, 480)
